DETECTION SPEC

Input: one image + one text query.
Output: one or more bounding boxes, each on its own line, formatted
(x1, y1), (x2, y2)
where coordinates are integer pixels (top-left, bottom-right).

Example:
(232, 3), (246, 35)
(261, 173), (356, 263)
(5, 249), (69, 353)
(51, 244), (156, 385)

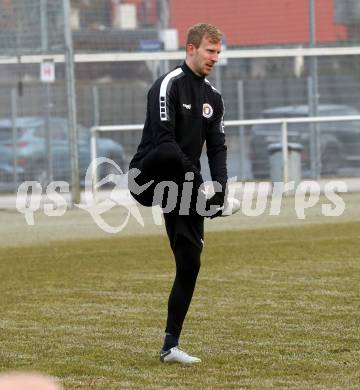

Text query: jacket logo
(182, 103), (191, 110)
(203, 103), (213, 118)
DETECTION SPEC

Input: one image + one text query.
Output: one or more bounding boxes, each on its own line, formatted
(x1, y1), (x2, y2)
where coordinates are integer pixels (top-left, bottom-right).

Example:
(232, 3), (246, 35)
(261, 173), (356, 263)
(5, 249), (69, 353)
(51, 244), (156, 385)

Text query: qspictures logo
(15, 158), (348, 234)
(16, 158), (145, 234)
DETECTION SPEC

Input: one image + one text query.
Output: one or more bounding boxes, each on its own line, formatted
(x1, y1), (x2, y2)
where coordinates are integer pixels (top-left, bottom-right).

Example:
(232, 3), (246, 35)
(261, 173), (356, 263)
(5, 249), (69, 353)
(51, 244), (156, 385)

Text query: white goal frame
(90, 115), (360, 194)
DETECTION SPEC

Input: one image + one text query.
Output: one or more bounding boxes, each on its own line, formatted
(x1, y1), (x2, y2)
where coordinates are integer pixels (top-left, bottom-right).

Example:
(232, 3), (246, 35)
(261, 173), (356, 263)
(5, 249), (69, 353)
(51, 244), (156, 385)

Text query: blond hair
(186, 23), (223, 48)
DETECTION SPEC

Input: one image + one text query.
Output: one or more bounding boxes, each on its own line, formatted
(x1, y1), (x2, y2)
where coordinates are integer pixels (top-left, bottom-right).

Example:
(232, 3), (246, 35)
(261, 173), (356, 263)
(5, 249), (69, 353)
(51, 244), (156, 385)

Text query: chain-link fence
(0, 0), (360, 195)
(0, 0), (64, 55)
(0, 0), (81, 200)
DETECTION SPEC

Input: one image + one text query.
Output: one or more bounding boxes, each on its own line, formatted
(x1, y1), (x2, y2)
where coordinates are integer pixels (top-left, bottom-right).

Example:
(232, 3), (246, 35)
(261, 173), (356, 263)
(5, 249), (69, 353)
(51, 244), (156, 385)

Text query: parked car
(0, 116), (126, 183)
(249, 104), (360, 178)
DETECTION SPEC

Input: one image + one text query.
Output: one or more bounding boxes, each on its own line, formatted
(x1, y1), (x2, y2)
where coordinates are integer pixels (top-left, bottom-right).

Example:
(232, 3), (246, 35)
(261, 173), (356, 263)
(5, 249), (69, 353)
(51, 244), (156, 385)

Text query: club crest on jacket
(203, 103), (213, 118)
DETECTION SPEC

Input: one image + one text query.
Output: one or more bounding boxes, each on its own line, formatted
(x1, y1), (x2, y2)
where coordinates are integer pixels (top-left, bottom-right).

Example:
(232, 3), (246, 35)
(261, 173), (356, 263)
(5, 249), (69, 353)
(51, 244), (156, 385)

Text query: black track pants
(165, 234), (202, 339)
(164, 211), (204, 339)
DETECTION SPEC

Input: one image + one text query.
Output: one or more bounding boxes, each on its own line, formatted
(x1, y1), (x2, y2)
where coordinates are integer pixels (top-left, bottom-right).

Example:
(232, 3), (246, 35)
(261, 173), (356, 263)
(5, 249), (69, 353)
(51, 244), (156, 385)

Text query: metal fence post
(63, 0), (80, 205)
(44, 82), (53, 183)
(92, 84), (100, 127)
(237, 80), (247, 180)
(90, 127), (98, 198)
(215, 65), (222, 93)
(307, 77), (317, 178)
(11, 88), (18, 191)
(40, 0), (48, 52)
(41, 0), (52, 185)
(308, 0), (321, 179)
(281, 120), (289, 183)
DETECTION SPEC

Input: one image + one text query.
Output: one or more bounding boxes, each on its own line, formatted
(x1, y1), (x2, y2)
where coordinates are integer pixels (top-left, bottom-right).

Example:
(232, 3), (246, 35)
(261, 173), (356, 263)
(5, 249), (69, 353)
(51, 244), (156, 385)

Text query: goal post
(90, 124), (143, 194)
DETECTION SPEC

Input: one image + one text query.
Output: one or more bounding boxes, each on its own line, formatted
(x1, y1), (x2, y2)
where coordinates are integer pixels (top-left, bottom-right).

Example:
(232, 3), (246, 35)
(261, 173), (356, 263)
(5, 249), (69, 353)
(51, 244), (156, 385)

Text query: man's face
(187, 35), (221, 77)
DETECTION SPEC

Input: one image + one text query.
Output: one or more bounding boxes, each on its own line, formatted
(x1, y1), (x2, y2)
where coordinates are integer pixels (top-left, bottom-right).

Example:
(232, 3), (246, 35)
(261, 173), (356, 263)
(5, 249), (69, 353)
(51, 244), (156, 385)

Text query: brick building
(170, 0), (347, 47)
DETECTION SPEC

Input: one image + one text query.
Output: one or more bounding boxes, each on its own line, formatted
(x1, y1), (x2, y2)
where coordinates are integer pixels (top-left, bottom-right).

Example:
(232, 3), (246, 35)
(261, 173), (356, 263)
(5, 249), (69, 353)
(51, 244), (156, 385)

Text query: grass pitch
(1, 220), (360, 389)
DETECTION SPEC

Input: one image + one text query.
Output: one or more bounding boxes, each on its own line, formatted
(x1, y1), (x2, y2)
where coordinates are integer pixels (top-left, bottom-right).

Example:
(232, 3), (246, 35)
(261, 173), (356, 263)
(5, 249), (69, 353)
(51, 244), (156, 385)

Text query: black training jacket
(130, 61), (227, 189)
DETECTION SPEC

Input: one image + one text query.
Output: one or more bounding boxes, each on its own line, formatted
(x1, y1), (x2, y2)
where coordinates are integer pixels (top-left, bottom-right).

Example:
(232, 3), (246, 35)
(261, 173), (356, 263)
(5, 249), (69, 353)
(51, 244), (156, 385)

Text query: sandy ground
(1, 180), (360, 248)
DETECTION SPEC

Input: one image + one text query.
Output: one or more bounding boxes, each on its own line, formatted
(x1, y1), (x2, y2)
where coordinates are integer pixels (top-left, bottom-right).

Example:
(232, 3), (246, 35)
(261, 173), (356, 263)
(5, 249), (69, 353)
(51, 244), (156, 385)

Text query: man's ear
(186, 43), (195, 56)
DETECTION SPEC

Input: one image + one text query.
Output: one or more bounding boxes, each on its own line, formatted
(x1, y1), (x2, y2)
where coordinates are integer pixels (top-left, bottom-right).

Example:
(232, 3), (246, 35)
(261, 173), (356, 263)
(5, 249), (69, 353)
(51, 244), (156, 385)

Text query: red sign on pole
(41, 60), (55, 83)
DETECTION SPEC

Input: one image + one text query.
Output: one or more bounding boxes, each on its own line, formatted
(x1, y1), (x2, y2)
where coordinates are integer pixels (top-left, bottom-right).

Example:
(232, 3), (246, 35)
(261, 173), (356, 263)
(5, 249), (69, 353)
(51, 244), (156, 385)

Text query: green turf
(1, 222), (360, 389)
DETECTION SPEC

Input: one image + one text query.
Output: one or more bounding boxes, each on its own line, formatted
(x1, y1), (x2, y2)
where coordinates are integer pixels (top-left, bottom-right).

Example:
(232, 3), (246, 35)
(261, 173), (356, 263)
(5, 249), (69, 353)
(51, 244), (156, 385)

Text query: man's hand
(205, 192), (225, 219)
